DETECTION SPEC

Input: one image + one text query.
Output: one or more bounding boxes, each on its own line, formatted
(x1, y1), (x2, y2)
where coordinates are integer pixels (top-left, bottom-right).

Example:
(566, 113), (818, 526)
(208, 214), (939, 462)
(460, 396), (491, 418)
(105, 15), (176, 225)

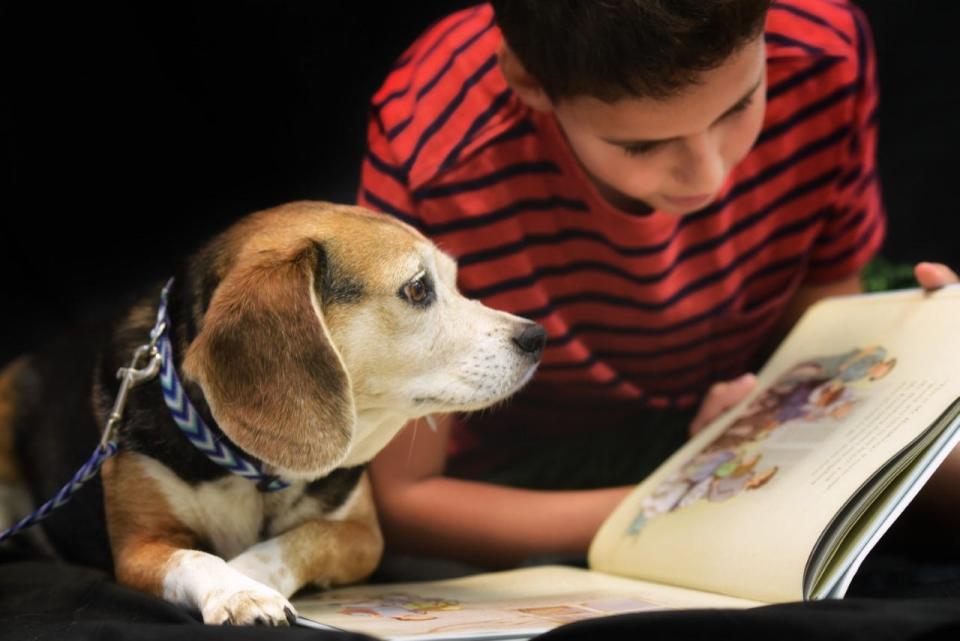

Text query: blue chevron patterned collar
(155, 279), (290, 492)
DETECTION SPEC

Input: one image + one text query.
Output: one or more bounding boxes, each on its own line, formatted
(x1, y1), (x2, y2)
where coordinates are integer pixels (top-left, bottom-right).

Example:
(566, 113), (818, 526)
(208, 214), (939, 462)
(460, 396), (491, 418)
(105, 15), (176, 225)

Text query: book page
(589, 287), (960, 603)
(813, 399), (960, 598)
(294, 565), (760, 641)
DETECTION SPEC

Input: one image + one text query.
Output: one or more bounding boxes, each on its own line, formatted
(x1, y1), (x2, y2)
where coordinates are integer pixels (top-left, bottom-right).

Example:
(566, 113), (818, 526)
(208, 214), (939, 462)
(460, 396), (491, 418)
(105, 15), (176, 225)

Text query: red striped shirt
(359, 0), (885, 476)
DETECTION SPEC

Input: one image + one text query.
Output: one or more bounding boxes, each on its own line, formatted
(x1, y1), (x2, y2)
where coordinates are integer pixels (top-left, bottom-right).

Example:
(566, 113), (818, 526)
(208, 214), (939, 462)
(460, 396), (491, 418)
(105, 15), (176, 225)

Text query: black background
(2, 0), (959, 363)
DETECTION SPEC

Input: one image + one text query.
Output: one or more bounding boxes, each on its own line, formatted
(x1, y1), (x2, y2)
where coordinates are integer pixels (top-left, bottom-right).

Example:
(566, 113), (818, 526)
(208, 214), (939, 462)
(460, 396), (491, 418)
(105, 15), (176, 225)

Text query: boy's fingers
(689, 373), (757, 436)
(915, 262), (959, 291)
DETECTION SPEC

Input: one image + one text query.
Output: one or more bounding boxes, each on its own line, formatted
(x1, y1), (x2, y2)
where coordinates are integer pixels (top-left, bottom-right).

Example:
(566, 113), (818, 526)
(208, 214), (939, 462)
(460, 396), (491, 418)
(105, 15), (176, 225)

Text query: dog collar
(155, 279), (290, 492)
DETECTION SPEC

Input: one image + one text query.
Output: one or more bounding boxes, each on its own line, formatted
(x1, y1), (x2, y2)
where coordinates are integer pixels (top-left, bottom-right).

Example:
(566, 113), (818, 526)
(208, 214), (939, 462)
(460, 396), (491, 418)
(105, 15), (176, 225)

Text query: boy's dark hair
(490, 0), (771, 102)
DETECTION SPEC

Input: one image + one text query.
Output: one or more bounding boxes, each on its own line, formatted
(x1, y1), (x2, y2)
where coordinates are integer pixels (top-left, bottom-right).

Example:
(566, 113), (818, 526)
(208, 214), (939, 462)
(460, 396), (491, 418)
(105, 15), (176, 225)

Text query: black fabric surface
(4, 1), (960, 640)
(537, 599), (960, 641)
(0, 546), (375, 641)
(5, 537), (960, 641)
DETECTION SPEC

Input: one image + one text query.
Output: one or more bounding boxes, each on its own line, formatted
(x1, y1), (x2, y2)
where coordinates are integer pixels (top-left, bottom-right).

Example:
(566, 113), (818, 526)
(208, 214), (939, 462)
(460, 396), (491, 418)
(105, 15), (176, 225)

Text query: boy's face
(542, 38), (767, 215)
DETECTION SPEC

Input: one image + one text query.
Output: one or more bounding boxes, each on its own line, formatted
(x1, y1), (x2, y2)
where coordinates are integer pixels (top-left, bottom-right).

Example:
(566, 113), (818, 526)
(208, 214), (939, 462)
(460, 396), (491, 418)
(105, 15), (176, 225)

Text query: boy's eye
(723, 95), (754, 119)
(618, 91), (757, 158)
(622, 141), (662, 157)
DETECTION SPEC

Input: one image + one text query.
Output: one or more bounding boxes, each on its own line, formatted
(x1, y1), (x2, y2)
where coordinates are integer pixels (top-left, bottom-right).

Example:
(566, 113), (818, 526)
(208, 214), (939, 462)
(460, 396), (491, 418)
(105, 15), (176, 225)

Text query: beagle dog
(0, 201), (545, 625)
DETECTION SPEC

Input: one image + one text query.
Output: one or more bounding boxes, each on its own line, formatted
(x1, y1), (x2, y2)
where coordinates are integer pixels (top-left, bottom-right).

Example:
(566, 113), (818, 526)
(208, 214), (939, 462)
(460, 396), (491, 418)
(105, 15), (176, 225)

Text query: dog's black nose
(512, 323), (547, 359)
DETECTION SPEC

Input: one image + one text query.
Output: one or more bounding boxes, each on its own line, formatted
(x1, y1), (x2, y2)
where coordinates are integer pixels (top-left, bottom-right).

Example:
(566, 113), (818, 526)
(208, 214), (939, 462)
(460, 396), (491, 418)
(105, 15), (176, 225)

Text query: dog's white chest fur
(136, 454), (350, 560)
(176, 474), (268, 559)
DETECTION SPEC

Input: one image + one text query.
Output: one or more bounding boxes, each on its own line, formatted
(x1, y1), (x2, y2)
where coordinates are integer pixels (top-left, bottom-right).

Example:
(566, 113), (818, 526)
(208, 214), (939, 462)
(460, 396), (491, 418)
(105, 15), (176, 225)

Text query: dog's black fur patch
(314, 242), (364, 305)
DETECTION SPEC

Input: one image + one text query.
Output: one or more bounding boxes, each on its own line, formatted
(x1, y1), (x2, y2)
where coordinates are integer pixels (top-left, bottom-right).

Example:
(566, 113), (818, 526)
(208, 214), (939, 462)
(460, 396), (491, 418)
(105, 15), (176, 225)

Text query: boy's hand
(689, 373), (757, 436)
(915, 262), (958, 290)
(687, 263), (956, 440)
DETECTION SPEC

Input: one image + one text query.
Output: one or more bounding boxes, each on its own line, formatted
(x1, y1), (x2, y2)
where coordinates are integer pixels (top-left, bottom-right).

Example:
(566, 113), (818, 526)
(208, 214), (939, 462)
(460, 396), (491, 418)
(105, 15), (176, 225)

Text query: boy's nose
(674, 133), (725, 195)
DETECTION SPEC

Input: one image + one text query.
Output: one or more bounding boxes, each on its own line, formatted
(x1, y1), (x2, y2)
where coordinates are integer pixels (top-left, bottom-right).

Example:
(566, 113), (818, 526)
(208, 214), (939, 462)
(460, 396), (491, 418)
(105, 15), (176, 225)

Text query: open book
(294, 286), (960, 640)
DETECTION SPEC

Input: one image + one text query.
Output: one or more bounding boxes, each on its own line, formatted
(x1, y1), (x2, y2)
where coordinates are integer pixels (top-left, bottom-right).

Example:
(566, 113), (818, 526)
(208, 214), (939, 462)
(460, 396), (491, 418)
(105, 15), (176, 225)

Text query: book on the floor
(294, 286), (960, 641)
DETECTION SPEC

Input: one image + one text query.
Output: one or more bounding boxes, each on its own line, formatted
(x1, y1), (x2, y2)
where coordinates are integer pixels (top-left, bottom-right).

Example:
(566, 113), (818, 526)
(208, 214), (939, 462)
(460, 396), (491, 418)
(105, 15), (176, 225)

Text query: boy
(358, 0), (957, 570)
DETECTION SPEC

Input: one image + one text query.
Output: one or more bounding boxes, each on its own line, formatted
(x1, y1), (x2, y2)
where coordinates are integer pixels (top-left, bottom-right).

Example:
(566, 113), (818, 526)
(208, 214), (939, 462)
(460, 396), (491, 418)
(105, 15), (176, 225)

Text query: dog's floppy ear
(183, 242), (355, 477)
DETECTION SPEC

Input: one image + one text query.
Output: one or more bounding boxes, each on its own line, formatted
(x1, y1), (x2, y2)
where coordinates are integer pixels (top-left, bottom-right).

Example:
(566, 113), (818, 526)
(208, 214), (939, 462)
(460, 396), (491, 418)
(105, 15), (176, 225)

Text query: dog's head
(181, 201), (544, 479)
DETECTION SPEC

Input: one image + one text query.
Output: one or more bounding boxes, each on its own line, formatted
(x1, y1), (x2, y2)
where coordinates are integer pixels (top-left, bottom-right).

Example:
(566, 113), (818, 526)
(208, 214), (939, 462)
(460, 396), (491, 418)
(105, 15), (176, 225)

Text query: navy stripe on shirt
(415, 16), (496, 103)
(425, 149), (839, 242)
(374, 7), (487, 112)
(614, 335), (767, 380)
(813, 208), (867, 245)
(451, 125), (849, 269)
(513, 252), (802, 327)
(544, 306), (773, 362)
(365, 148), (407, 186)
(439, 88), (515, 172)
(770, 2), (853, 45)
(767, 57), (843, 101)
(454, 168), (840, 302)
(382, 16), (496, 142)
(808, 213), (881, 269)
(361, 189), (420, 229)
(837, 164), (862, 190)
(465, 203), (830, 309)
(387, 117), (414, 142)
(423, 195), (590, 235)
(766, 32), (828, 56)
(402, 54), (499, 175)
(413, 161), (561, 200)
(683, 124), (849, 226)
(471, 119), (537, 157)
(756, 81), (858, 146)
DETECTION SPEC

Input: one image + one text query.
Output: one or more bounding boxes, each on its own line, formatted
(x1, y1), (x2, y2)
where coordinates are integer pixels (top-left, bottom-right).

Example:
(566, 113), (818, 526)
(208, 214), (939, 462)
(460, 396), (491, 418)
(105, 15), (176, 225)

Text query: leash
(0, 279), (286, 543)
(0, 319), (163, 543)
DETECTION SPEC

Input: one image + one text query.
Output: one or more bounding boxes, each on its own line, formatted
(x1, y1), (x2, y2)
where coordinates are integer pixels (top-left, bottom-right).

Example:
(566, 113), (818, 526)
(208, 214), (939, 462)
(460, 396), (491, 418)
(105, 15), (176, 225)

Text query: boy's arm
(774, 272), (863, 338)
(368, 415), (631, 569)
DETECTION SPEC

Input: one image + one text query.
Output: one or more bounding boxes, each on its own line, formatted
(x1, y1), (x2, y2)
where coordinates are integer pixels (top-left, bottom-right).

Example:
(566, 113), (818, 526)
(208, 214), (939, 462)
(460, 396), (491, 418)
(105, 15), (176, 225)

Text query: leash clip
(100, 340), (163, 451)
(98, 284), (171, 451)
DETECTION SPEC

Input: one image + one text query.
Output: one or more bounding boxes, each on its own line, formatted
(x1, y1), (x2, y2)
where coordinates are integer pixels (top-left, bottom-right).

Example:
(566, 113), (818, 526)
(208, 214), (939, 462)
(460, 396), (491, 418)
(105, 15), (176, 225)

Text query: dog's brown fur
(102, 453), (199, 597)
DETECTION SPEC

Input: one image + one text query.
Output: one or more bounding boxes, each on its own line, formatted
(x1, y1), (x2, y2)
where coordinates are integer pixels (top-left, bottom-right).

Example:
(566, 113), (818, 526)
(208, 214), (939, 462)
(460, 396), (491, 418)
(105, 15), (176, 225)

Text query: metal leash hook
(100, 329), (164, 451)
(0, 316), (167, 543)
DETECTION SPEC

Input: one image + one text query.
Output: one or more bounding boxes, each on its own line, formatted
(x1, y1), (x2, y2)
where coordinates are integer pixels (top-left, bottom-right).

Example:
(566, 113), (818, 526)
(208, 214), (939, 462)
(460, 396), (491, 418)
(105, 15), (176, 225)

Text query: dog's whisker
(405, 422), (420, 466)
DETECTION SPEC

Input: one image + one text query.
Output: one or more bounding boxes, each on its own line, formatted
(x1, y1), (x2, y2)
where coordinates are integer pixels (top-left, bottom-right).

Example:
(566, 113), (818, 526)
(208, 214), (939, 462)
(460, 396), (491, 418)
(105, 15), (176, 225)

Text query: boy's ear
(497, 43), (553, 112)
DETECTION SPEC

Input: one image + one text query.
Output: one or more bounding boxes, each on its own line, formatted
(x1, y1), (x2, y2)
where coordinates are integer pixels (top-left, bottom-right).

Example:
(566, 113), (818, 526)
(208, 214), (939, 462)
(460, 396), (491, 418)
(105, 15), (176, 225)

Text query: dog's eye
(399, 275), (433, 307)
(403, 279), (428, 303)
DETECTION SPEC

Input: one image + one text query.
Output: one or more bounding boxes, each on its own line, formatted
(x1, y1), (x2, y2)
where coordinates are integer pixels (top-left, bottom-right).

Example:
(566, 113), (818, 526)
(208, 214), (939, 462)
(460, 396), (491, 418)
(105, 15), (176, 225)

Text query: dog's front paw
(200, 584), (297, 626)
